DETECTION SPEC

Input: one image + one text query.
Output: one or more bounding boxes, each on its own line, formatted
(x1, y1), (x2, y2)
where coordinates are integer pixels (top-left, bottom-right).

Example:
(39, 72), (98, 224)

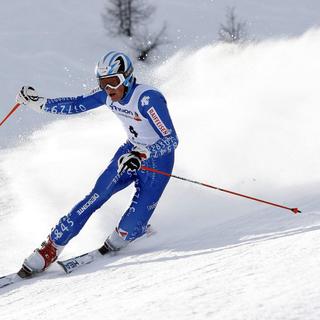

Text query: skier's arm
(16, 86), (107, 115)
(43, 88), (106, 115)
(138, 90), (179, 158)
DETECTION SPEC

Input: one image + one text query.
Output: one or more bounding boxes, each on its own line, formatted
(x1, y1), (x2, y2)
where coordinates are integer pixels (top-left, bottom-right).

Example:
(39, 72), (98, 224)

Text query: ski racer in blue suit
(15, 51), (178, 277)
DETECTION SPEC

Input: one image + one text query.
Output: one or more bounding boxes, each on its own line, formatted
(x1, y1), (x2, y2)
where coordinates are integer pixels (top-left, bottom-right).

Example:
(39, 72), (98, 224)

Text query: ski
(0, 273), (23, 289)
(58, 225), (156, 274)
(1, 250), (107, 285)
(57, 249), (102, 274)
(2, 226), (156, 282)
(0, 266), (39, 289)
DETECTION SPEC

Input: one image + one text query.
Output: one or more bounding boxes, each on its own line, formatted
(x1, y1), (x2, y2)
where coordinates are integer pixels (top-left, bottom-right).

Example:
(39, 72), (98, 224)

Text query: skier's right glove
(117, 146), (150, 174)
(117, 151), (143, 174)
(16, 86), (47, 112)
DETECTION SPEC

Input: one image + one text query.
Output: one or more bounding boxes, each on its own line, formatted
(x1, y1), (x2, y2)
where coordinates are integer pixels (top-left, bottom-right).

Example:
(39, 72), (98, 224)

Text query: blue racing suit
(42, 81), (178, 248)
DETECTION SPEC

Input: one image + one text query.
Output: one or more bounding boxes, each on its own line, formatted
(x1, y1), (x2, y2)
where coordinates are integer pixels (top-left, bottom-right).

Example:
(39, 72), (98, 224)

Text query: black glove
(117, 151), (142, 174)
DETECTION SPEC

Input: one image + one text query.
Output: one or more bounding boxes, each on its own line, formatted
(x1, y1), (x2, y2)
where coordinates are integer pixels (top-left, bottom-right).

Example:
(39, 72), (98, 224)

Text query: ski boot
(98, 227), (129, 255)
(18, 237), (64, 278)
(98, 225), (154, 256)
(98, 238), (116, 255)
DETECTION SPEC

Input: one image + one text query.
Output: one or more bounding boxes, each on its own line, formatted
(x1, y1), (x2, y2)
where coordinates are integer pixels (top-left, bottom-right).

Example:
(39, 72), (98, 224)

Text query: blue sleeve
(138, 90), (179, 158)
(42, 88), (107, 115)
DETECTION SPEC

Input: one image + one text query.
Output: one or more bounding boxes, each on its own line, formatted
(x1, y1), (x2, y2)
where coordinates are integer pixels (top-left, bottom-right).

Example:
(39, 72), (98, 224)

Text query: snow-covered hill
(2, 223), (320, 320)
(1, 1), (320, 319)
(2, 31), (320, 319)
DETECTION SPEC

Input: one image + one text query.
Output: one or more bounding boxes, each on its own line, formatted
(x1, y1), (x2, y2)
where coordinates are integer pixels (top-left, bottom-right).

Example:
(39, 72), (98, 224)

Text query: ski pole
(141, 166), (301, 214)
(0, 103), (21, 127)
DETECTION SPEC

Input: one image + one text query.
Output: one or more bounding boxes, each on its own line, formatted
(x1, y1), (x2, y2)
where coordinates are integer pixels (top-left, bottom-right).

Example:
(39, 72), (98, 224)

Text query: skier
(15, 51), (178, 277)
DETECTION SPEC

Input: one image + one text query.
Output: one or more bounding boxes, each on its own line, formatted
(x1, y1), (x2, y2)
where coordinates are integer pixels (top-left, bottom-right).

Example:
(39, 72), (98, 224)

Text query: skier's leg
(102, 152), (174, 251)
(50, 167), (132, 246)
(21, 142), (135, 275)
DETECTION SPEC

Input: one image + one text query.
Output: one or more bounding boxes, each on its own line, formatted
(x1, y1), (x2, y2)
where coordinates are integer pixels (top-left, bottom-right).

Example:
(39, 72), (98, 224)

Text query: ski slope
(1, 30), (320, 319)
(2, 226), (320, 320)
(2, 1), (320, 319)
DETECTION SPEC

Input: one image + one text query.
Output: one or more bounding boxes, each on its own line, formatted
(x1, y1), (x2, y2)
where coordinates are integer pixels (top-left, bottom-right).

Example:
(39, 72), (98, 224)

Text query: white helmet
(95, 51), (134, 88)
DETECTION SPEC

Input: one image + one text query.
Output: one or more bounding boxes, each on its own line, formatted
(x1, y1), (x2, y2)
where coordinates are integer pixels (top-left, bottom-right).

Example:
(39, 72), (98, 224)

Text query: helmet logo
(108, 60), (121, 75)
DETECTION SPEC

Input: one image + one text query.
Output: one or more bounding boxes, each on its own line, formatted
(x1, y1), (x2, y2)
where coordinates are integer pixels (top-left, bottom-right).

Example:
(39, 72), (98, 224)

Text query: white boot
(19, 238), (64, 277)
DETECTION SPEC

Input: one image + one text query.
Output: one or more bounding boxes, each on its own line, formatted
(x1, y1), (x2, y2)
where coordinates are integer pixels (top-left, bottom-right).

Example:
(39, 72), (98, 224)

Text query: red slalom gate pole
(0, 103), (21, 127)
(141, 166), (301, 214)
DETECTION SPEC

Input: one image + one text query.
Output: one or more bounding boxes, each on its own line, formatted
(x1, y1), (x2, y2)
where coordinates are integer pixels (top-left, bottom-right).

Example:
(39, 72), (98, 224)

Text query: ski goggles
(98, 74), (126, 90)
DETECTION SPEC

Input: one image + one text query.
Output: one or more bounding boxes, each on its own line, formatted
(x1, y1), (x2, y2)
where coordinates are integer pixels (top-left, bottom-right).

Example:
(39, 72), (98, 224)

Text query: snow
(1, 1), (320, 319)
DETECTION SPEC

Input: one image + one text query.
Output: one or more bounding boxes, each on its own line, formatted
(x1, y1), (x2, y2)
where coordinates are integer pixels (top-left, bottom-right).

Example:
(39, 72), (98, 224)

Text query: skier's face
(105, 84), (125, 102)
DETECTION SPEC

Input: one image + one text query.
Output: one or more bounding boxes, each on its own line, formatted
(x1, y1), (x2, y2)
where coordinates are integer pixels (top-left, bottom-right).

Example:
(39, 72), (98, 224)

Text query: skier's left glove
(16, 86), (47, 112)
(117, 146), (150, 174)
